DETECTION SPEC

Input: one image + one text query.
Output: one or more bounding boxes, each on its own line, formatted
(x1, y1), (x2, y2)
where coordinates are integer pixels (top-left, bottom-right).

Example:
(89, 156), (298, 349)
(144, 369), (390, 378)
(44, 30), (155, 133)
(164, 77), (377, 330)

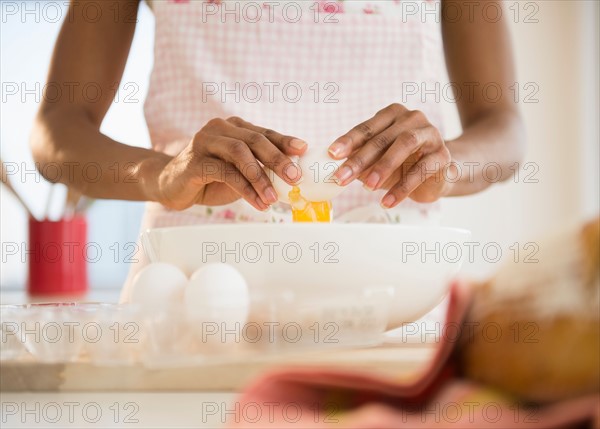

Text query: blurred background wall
(1, 0), (599, 290)
(442, 0), (599, 278)
(1, 1), (155, 289)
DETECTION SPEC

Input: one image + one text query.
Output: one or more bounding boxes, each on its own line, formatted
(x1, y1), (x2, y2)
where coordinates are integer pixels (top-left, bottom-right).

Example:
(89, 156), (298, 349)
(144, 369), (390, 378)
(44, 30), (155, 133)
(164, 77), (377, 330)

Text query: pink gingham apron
(123, 0), (447, 299)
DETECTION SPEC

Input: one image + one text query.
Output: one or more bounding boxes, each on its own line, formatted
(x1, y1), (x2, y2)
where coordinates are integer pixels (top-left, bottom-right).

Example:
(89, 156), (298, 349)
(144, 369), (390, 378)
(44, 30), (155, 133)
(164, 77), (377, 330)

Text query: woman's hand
(157, 117), (307, 211)
(328, 103), (454, 208)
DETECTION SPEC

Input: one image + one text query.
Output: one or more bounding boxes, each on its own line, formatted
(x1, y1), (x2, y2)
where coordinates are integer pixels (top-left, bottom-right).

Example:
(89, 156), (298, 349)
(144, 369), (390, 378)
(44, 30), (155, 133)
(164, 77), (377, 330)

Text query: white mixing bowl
(142, 224), (470, 328)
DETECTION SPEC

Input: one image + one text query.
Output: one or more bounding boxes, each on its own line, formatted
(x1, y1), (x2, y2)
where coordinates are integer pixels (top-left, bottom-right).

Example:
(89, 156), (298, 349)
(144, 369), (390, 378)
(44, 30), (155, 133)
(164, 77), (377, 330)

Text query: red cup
(27, 216), (88, 297)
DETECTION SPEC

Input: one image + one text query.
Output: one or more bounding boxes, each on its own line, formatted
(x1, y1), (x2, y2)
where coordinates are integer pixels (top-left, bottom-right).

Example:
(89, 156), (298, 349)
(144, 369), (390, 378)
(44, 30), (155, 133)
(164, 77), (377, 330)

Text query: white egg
(297, 146), (346, 202)
(130, 263), (187, 310)
(263, 146), (347, 203)
(185, 263), (250, 329)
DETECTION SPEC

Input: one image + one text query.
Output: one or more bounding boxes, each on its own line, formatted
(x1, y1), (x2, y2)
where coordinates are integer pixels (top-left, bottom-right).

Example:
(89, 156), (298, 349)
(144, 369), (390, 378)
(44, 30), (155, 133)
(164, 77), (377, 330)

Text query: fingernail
(265, 187), (278, 204)
(381, 194), (396, 208)
(334, 166), (353, 185)
(284, 163), (303, 184)
(290, 138), (307, 150)
(256, 197), (269, 211)
(364, 172), (380, 190)
(328, 142), (344, 157)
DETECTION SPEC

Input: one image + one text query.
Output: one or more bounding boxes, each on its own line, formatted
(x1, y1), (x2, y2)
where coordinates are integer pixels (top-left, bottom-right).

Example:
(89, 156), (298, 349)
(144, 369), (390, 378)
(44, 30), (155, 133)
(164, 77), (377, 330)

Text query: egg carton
(0, 303), (142, 365)
(0, 287), (392, 368)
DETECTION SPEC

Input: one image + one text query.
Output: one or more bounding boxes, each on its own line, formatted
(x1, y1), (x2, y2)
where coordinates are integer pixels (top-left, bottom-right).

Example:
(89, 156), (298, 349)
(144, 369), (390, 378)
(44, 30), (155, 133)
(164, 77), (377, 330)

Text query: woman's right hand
(157, 117), (307, 211)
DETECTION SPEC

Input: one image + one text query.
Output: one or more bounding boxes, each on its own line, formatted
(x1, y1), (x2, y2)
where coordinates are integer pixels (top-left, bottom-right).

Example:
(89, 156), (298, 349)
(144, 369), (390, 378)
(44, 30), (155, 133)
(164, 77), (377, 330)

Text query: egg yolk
(288, 186), (332, 222)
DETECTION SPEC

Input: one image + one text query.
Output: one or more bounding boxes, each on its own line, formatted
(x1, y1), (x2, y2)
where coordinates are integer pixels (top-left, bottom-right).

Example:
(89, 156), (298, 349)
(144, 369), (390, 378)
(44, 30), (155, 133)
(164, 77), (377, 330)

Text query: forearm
(446, 108), (525, 196)
(440, 0), (524, 196)
(28, 0), (156, 201)
(31, 106), (170, 202)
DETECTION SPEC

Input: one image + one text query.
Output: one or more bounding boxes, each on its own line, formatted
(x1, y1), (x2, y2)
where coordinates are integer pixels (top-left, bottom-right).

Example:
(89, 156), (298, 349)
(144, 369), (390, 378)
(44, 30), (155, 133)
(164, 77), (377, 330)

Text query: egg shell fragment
(297, 146), (346, 202)
(262, 146), (347, 204)
(262, 156), (299, 204)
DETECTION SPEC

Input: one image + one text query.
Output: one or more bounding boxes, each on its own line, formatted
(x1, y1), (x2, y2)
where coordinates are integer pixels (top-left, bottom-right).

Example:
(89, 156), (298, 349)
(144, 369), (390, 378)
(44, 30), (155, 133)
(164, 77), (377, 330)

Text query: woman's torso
(143, 0), (446, 221)
(121, 0), (447, 300)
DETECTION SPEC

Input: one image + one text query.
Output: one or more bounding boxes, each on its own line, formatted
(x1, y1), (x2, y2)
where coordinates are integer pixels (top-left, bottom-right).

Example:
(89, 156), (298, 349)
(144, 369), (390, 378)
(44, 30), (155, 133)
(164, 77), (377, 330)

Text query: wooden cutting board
(1, 343), (435, 392)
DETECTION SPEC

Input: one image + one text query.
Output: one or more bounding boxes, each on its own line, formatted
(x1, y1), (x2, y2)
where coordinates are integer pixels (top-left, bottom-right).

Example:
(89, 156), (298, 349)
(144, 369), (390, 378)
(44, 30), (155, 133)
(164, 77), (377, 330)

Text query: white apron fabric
(122, 0), (447, 300)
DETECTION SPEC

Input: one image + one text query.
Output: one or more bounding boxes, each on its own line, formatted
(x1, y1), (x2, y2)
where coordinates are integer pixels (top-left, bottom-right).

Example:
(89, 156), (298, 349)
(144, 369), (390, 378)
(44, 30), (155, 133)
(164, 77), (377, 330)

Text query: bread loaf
(459, 218), (599, 402)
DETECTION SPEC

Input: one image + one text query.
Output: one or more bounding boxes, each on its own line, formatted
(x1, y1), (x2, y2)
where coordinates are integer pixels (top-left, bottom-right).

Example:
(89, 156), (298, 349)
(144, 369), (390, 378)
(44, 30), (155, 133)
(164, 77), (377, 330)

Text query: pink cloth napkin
(229, 283), (600, 428)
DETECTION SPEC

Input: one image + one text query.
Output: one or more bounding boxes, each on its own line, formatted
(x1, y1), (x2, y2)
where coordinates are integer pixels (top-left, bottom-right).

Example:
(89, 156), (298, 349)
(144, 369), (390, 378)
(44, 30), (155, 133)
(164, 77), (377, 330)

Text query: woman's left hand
(328, 103), (454, 208)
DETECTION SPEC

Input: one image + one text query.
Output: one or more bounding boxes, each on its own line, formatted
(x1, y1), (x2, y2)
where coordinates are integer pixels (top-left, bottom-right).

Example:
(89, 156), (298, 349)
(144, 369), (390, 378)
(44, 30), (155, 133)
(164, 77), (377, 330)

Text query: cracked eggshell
(262, 147), (347, 204)
(297, 146), (346, 202)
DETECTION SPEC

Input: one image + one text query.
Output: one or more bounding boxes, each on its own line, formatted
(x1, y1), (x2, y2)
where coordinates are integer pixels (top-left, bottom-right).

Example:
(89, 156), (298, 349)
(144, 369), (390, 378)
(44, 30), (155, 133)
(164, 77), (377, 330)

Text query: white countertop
(1, 392), (236, 429)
